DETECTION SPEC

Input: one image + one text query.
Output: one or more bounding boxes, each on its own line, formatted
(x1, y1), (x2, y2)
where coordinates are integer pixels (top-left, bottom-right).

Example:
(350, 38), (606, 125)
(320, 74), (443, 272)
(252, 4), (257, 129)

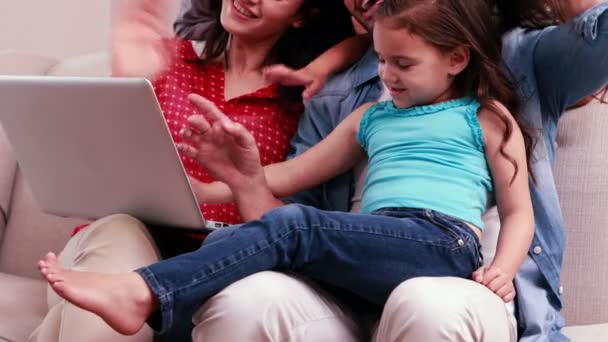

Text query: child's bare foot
(38, 252), (158, 335)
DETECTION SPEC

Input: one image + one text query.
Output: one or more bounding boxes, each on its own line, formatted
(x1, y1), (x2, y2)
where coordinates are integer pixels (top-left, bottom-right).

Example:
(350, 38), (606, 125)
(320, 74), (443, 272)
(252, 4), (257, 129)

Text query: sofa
(0, 49), (607, 341)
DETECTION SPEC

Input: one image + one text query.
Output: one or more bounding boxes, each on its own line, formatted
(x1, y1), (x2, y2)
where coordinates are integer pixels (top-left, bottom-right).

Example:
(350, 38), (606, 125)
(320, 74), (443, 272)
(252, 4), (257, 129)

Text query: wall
(0, 0), (180, 59)
(0, 0), (111, 58)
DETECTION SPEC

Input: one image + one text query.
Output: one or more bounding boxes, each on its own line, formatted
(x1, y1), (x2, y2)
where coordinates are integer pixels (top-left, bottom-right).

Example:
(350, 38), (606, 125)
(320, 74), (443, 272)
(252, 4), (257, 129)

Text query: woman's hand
(472, 265), (516, 303)
(111, 0), (176, 78)
(178, 94), (265, 192)
(263, 64), (327, 100)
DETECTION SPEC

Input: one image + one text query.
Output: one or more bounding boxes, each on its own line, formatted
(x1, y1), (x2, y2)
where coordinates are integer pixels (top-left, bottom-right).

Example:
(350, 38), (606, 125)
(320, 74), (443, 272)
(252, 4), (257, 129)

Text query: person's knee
(377, 277), (512, 342)
(192, 271), (359, 342)
(385, 277), (471, 318)
(194, 271), (296, 322)
(63, 214), (159, 272)
(77, 214), (154, 249)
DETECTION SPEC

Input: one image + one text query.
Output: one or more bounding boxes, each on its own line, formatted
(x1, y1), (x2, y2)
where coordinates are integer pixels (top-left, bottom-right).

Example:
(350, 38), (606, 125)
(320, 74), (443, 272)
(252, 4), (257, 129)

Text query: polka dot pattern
(153, 40), (302, 224)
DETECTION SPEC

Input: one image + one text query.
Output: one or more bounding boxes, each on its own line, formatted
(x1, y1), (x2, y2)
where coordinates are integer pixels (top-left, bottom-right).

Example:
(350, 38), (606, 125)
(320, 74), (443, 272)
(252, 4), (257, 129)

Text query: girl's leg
(30, 214), (158, 342)
(40, 204), (482, 337)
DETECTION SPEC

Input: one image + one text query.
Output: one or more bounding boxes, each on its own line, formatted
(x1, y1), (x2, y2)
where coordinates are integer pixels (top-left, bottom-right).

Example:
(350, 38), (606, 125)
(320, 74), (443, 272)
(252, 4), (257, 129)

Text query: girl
(38, 0), (535, 338)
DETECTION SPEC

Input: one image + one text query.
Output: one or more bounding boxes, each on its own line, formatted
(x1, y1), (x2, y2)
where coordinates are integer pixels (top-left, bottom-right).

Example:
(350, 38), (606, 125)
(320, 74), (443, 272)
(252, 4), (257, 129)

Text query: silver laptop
(0, 76), (224, 231)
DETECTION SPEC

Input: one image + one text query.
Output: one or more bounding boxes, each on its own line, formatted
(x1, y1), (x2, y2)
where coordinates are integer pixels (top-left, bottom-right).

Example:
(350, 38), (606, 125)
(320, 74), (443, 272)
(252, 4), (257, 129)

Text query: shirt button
(559, 286), (564, 295)
(533, 246), (542, 255)
(458, 239), (465, 246)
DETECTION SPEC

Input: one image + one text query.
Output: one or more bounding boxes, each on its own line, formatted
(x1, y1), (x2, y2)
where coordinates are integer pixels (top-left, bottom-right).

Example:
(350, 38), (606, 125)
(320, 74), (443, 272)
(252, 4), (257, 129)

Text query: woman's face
(220, 0), (306, 42)
(344, 0), (384, 33)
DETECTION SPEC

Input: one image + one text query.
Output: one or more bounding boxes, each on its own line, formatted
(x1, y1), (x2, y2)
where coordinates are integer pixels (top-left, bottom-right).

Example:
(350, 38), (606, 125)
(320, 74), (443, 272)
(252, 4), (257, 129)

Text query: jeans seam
(136, 267), (173, 334)
(167, 224), (299, 299)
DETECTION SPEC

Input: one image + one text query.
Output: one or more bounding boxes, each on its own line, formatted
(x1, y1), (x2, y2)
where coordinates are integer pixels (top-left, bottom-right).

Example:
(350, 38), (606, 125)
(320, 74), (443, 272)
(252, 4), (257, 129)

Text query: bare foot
(38, 252), (158, 335)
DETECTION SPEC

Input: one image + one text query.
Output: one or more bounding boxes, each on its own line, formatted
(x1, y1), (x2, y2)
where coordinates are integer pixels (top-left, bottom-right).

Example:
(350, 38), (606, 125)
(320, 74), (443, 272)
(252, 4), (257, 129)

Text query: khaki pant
(30, 214), (516, 342)
(193, 273), (517, 342)
(29, 214), (159, 342)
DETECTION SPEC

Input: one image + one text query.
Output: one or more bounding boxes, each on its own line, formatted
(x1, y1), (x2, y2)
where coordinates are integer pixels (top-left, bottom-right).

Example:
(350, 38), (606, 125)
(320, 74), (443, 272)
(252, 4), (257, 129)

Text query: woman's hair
(491, 0), (566, 32)
(376, 0), (536, 183)
(194, 0), (354, 103)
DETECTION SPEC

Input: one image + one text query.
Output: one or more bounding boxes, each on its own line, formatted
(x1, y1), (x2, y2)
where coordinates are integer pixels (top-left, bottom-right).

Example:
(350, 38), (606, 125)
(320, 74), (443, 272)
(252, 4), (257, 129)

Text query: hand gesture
(472, 264), (516, 303)
(111, 0), (176, 78)
(263, 64), (326, 100)
(178, 94), (265, 191)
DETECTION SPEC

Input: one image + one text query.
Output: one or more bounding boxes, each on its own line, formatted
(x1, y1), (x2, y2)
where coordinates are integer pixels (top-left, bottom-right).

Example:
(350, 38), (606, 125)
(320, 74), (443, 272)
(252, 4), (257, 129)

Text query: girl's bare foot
(38, 252), (158, 335)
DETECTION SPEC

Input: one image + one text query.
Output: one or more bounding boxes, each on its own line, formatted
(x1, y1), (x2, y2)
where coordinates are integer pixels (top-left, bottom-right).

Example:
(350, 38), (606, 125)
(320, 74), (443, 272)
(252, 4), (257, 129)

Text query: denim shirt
(286, 4), (608, 341)
(284, 48), (383, 211)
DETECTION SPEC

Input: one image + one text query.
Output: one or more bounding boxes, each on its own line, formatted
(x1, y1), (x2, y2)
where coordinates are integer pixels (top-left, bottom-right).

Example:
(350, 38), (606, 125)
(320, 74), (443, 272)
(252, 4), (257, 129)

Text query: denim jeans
(136, 204), (483, 337)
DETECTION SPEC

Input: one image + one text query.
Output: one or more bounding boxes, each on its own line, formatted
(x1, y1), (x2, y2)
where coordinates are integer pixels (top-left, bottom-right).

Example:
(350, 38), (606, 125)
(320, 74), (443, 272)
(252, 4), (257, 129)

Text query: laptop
(0, 76), (225, 231)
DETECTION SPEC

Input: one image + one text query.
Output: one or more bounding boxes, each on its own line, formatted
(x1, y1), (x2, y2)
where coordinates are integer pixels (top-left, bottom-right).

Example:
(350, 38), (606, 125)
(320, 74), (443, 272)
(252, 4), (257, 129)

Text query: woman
(167, 1), (608, 341)
(28, 0), (353, 341)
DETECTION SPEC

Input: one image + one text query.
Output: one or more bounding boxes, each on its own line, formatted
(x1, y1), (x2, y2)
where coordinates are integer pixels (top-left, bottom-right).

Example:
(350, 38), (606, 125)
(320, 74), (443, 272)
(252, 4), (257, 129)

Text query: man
(176, 0), (608, 341)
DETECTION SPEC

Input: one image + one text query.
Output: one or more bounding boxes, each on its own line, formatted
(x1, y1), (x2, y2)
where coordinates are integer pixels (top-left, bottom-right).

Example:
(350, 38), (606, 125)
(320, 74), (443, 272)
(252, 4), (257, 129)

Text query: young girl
(38, 0), (535, 338)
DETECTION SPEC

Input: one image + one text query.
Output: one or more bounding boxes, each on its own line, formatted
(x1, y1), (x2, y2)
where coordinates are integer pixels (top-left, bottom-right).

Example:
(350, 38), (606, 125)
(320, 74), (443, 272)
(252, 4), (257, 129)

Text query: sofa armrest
(0, 50), (59, 75)
(0, 123), (17, 243)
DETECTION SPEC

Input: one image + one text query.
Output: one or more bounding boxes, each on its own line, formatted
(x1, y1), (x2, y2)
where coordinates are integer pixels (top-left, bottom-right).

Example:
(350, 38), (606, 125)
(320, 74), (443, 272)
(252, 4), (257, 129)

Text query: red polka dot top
(153, 40), (302, 225)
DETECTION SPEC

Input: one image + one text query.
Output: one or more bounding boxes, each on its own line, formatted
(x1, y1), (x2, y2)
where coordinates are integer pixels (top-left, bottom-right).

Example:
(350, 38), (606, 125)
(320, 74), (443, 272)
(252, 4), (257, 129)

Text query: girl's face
(220, 0), (305, 42)
(373, 19), (462, 108)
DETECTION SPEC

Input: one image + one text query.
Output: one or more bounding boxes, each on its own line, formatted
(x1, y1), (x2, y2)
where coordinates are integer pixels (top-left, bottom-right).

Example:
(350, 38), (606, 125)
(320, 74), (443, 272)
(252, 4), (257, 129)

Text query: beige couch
(0, 49), (607, 342)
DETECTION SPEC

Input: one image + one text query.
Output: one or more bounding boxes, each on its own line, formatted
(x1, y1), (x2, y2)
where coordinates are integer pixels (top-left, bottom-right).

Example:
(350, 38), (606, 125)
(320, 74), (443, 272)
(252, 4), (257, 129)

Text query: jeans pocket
(422, 210), (464, 245)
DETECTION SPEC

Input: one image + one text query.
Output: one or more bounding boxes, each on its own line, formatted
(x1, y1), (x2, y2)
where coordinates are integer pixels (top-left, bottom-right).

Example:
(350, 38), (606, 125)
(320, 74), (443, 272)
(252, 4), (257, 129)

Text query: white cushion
(47, 51), (111, 77)
(563, 323), (608, 341)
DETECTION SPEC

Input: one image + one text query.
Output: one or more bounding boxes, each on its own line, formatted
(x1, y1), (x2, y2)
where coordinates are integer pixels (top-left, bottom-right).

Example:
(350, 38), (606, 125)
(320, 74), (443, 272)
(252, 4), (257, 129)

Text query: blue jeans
(136, 204), (483, 337)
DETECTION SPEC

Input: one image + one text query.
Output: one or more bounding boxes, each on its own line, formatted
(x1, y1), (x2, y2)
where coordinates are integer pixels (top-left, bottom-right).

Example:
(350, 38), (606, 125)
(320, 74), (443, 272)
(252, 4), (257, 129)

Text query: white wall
(0, 0), (180, 59)
(0, 0), (112, 58)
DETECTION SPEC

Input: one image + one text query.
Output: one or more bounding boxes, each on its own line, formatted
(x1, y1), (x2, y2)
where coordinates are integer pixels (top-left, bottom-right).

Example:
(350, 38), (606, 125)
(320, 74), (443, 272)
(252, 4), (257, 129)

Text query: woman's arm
(264, 35), (371, 99)
(534, 1), (608, 117)
(111, 0), (176, 78)
(474, 104), (535, 302)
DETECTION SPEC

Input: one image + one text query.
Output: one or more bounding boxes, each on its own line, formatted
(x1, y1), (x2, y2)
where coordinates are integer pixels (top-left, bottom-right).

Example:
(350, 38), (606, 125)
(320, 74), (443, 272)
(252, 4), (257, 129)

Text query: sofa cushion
(0, 124), (17, 242)
(0, 172), (89, 279)
(555, 100), (608, 325)
(0, 50), (58, 76)
(47, 51), (111, 77)
(563, 323), (608, 341)
(0, 272), (47, 342)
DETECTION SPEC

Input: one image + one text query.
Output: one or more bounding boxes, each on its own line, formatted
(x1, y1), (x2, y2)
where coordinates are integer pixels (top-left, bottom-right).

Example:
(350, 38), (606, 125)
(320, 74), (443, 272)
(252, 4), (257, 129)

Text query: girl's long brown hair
(376, 0), (536, 183)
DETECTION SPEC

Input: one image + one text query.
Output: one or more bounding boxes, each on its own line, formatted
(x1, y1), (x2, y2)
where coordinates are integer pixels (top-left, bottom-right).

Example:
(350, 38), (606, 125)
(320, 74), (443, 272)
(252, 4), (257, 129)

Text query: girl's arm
(262, 104), (370, 197)
(264, 35), (370, 99)
(111, 0), (176, 78)
(179, 95), (372, 220)
(474, 103), (535, 302)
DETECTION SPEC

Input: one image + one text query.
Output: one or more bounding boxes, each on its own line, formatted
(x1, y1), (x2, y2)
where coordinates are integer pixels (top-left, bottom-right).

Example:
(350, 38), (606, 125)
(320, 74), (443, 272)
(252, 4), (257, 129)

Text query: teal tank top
(357, 97), (493, 229)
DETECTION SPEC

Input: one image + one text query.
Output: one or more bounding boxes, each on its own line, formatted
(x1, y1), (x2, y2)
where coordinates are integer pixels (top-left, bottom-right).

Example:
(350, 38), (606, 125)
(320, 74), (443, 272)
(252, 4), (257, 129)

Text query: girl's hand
(263, 64), (327, 100)
(111, 0), (176, 78)
(472, 265), (516, 303)
(177, 94), (265, 192)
